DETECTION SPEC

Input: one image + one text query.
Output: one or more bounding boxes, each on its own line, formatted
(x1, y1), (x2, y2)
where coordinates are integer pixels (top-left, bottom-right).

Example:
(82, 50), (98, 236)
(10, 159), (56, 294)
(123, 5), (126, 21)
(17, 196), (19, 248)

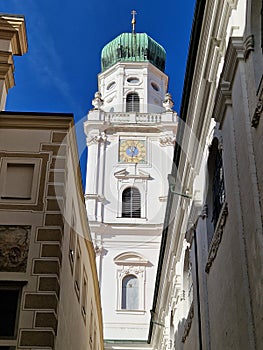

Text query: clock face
(119, 139), (146, 163)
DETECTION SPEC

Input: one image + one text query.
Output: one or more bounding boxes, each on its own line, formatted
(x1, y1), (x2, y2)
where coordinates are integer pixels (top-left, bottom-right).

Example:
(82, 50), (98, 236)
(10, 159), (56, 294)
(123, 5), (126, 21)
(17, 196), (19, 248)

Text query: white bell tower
(84, 12), (177, 349)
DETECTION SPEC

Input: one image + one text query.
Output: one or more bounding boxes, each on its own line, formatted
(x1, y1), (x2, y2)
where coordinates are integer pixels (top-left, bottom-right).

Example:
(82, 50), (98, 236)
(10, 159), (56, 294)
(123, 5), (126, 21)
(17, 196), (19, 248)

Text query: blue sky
(2, 0), (195, 186)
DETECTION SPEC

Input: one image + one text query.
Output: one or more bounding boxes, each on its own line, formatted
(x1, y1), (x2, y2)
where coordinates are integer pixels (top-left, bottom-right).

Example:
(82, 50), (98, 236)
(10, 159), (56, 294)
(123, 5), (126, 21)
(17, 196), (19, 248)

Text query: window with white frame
(126, 92), (140, 112)
(114, 252), (148, 312)
(122, 187), (141, 218)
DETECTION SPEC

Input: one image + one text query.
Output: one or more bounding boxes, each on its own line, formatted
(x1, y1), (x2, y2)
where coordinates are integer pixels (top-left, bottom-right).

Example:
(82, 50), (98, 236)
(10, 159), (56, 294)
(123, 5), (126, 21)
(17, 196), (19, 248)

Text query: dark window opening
(126, 93), (140, 112)
(0, 286), (21, 338)
(212, 149), (225, 228)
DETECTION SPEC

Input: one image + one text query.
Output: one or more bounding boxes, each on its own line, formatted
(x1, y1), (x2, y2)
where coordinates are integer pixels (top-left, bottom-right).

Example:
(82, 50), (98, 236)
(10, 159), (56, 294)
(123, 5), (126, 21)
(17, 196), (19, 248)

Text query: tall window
(122, 187), (141, 218)
(126, 93), (140, 112)
(121, 275), (139, 310)
(212, 148), (225, 228)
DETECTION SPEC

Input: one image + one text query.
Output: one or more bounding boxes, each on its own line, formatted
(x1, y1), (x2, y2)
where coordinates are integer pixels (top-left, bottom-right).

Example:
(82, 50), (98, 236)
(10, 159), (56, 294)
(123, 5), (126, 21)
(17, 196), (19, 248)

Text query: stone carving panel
(205, 203), (228, 273)
(182, 302), (194, 343)
(0, 225), (30, 272)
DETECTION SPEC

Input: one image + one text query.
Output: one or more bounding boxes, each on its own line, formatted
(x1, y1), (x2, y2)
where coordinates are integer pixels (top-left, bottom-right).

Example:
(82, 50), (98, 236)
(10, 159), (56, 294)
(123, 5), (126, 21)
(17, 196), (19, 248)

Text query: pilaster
(0, 14), (28, 110)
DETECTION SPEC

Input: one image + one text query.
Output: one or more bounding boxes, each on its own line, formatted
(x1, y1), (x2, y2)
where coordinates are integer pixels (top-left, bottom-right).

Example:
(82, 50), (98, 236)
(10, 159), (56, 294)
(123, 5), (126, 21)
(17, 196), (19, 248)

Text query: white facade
(84, 33), (178, 348)
(149, 0), (263, 349)
(98, 62), (168, 113)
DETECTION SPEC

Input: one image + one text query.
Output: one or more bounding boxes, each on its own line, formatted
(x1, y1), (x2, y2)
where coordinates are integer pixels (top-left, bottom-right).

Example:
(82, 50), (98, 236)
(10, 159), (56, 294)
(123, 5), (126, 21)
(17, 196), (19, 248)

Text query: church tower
(84, 12), (177, 349)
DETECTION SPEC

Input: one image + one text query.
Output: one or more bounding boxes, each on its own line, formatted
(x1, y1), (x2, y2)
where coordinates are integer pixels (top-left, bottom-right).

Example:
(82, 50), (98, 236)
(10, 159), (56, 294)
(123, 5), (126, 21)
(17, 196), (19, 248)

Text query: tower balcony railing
(104, 112), (174, 124)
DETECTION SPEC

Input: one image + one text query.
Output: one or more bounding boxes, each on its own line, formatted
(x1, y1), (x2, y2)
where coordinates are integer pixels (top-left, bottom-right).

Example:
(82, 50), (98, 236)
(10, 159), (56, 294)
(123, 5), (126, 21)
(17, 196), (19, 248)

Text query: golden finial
(131, 10), (137, 34)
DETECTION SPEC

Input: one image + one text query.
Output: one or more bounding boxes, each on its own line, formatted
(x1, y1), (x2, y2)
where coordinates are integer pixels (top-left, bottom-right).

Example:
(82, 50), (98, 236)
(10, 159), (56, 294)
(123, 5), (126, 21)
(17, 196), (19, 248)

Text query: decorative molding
(159, 134), (176, 146)
(158, 196), (168, 202)
(119, 266), (144, 278)
(87, 131), (107, 145)
(0, 152), (49, 211)
(182, 302), (194, 343)
(114, 168), (151, 180)
(84, 194), (105, 202)
(251, 75), (263, 127)
(162, 92), (174, 111)
(243, 34), (254, 60)
(0, 225), (30, 272)
(251, 99), (263, 127)
(218, 135), (223, 151)
(213, 37), (245, 126)
(222, 37), (244, 83)
(0, 51), (15, 90)
(226, 0), (238, 9)
(213, 80), (232, 125)
(200, 204), (208, 219)
(92, 91), (104, 110)
(205, 202), (228, 273)
(185, 227), (194, 245)
(94, 244), (107, 257)
(0, 15), (28, 55)
(114, 252), (148, 266)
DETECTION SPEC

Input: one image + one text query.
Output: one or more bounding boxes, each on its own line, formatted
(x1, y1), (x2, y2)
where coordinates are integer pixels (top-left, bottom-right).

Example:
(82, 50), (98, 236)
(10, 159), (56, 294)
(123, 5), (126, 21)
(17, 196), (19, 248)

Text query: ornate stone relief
(205, 202), (228, 273)
(94, 243), (108, 257)
(87, 131), (107, 145)
(243, 34), (254, 60)
(200, 203), (208, 219)
(119, 266), (144, 279)
(251, 99), (263, 128)
(181, 302), (194, 343)
(0, 225), (30, 272)
(92, 91), (104, 110)
(162, 92), (174, 111)
(159, 134), (176, 146)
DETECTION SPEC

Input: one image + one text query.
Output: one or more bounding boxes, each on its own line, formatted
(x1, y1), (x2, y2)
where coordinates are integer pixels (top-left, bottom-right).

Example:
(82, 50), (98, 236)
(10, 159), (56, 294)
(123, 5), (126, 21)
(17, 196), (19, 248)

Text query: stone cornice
(213, 37), (244, 126)
(0, 50), (14, 89)
(114, 168), (151, 180)
(114, 252), (148, 266)
(222, 37), (244, 83)
(0, 14), (28, 55)
(0, 112), (74, 130)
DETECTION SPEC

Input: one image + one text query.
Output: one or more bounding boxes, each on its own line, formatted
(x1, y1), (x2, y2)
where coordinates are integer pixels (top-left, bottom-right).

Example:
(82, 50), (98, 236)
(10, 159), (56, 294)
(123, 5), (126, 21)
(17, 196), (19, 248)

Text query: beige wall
(0, 113), (103, 349)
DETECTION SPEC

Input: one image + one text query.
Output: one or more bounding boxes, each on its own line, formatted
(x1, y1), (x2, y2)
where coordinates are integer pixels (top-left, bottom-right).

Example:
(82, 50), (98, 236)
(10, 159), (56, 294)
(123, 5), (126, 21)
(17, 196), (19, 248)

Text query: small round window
(151, 82), (160, 91)
(106, 81), (116, 90)
(127, 77), (140, 84)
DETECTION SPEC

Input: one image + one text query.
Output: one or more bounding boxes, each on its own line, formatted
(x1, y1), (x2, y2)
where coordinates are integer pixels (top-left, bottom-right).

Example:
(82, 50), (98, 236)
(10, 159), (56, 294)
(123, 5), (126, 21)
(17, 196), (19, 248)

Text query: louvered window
(126, 93), (140, 112)
(122, 187), (141, 218)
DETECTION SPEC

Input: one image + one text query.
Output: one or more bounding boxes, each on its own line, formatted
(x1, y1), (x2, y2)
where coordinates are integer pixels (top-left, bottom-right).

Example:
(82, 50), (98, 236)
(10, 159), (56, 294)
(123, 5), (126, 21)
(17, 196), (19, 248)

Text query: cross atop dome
(131, 10), (137, 34)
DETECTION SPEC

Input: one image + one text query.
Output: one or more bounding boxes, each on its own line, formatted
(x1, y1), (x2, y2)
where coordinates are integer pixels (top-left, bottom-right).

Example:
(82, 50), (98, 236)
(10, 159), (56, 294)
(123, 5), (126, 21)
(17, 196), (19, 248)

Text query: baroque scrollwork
(181, 302), (194, 343)
(119, 266), (144, 278)
(251, 99), (263, 128)
(243, 34), (254, 60)
(162, 92), (174, 111)
(0, 225), (30, 272)
(159, 134), (176, 146)
(92, 91), (104, 110)
(205, 203), (228, 273)
(87, 131), (107, 145)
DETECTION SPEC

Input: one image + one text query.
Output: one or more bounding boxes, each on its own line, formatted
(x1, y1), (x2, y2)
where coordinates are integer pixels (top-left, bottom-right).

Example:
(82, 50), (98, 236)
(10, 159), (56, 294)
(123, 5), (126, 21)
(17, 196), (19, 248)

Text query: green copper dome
(101, 33), (166, 72)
